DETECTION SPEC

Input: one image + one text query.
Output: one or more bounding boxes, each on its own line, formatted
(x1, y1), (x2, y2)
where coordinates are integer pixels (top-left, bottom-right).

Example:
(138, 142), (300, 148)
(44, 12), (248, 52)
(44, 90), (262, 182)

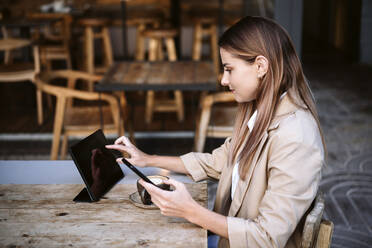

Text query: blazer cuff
(180, 153), (208, 182)
(227, 216), (247, 248)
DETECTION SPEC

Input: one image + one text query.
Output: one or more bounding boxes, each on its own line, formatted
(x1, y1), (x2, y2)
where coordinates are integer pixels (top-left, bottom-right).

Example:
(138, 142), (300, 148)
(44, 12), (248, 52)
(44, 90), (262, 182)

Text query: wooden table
(0, 161), (208, 247)
(95, 61), (218, 92)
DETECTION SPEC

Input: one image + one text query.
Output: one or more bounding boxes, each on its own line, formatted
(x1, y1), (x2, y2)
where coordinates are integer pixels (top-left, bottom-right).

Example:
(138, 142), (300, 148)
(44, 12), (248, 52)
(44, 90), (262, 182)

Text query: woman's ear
(255, 55), (269, 78)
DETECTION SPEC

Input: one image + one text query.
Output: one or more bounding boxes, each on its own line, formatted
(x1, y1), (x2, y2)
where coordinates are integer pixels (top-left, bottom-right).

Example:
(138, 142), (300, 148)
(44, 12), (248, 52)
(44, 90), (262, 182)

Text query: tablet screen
(69, 129), (124, 201)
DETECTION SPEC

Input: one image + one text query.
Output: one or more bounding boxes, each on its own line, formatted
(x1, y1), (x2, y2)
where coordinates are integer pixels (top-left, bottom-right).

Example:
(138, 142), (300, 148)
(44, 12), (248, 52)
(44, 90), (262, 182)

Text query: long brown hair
(219, 16), (326, 180)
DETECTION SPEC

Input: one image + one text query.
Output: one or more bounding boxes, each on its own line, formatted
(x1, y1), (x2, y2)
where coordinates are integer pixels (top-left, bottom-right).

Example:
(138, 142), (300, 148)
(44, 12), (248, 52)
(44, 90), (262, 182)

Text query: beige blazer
(181, 95), (324, 248)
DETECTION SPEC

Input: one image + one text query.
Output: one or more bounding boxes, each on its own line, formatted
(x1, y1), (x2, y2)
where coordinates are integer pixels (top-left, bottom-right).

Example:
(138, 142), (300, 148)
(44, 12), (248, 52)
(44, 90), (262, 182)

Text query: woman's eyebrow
(222, 63), (230, 67)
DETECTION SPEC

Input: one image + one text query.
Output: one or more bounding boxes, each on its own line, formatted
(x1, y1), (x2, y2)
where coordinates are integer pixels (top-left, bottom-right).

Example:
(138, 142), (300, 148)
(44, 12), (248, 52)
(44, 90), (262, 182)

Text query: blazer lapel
(227, 95), (301, 217)
(228, 131), (269, 217)
(214, 162), (234, 215)
(214, 131), (250, 215)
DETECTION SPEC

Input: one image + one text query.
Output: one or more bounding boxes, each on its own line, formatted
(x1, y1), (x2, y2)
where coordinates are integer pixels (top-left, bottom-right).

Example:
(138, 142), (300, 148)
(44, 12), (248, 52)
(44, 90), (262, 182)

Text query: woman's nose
(220, 73), (229, 86)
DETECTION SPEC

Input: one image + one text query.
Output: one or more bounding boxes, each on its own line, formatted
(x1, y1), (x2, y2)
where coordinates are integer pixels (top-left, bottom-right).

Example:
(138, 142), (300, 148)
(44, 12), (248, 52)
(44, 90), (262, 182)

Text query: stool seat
(78, 18), (111, 27)
(112, 17), (162, 27)
(191, 16), (218, 24)
(142, 28), (178, 39)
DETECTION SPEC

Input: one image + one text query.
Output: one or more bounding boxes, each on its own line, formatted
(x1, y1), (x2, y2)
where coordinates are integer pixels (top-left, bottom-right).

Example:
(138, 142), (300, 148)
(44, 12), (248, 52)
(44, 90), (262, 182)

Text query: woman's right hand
(106, 136), (150, 168)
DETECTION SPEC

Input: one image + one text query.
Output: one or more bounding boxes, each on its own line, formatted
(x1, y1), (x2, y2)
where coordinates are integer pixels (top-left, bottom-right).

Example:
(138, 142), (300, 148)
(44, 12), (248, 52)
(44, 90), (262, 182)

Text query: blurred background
(0, 0), (371, 247)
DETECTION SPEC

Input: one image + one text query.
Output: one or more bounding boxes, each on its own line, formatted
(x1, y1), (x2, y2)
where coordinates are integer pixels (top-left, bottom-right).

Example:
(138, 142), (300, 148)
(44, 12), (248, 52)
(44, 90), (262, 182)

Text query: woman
(107, 16), (326, 248)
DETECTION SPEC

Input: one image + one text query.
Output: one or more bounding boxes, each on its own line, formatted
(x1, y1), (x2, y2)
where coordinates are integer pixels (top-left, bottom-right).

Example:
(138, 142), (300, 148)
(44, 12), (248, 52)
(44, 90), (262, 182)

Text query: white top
(231, 92), (287, 199)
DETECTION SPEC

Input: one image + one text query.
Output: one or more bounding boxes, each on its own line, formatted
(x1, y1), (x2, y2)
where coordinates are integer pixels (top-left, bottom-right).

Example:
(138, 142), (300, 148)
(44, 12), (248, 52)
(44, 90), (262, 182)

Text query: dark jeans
(208, 234), (219, 248)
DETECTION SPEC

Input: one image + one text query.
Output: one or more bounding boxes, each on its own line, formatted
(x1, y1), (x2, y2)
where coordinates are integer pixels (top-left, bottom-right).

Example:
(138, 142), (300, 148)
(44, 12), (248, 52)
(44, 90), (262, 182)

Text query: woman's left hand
(139, 178), (198, 220)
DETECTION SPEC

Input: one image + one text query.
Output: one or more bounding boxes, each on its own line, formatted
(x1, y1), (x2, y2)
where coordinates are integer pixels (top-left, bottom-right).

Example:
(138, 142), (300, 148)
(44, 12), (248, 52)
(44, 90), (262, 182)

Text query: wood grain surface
(96, 61), (217, 92)
(0, 183), (207, 247)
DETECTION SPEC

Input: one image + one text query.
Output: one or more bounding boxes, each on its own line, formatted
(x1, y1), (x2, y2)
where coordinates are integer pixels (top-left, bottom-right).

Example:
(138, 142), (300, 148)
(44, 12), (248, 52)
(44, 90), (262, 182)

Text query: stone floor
(0, 59), (372, 247)
(305, 61), (372, 247)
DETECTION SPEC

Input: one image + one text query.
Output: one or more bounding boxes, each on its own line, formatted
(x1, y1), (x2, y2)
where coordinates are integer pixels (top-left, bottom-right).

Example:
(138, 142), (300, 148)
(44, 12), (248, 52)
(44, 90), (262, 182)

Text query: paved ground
(307, 62), (372, 247)
(0, 60), (371, 247)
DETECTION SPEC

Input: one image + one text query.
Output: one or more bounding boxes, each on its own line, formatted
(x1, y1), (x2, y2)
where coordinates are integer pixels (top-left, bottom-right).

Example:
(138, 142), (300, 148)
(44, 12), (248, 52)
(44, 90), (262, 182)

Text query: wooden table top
(95, 61), (218, 92)
(0, 183), (207, 247)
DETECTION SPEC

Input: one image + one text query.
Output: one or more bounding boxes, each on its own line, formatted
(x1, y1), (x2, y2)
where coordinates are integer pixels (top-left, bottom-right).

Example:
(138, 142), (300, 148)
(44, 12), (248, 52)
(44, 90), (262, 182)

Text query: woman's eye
(224, 68), (232, 73)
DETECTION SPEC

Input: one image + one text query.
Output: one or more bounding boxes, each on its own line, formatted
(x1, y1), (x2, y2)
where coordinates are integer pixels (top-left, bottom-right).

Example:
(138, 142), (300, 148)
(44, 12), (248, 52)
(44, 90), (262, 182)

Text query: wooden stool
(192, 17), (219, 75)
(111, 16), (162, 60)
(128, 17), (161, 61)
(78, 18), (113, 89)
(139, 28), (184, 124)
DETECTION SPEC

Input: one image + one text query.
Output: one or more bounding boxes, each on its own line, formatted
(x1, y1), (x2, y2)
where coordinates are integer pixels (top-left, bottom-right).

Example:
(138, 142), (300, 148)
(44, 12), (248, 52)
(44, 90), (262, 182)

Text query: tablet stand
(73, 187), (95, 202)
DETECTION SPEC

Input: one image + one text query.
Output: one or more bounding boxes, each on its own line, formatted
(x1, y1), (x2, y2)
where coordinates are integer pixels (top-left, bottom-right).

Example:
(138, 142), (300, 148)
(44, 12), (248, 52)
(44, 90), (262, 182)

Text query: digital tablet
(69, 129), (124, 202)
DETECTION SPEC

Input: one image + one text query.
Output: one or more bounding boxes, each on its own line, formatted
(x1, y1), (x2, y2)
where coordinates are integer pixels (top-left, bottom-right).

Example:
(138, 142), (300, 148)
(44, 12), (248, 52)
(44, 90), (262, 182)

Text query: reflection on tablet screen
(69, 129), (124, 202)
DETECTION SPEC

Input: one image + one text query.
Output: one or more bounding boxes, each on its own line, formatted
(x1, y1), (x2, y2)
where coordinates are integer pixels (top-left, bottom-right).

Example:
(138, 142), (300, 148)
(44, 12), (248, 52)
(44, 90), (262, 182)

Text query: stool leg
(192, 23), (203, 61)
(157, 38), (164, 61)
(148, 38), (158, 61)
(174, 90), (184, 122)
(145, 90), (155, 124)
(165, 38), (177, 61)
(165, 37), (183, 122)
(135, 23), (146, 61)
(210, 24), (219, 75)
(119, 92), (127, 136)
(146, 38), (159, 123)
(85, 26), (94, 74)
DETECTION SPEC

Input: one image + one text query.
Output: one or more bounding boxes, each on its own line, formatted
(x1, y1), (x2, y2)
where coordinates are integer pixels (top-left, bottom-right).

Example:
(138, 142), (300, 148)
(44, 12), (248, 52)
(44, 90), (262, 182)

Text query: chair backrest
(27, 13), (72, 45)
(315, 220), (334, 248)
(36, 70), (120, 129)
(301, 192), (334, 248)
(194, 91), (236, 152)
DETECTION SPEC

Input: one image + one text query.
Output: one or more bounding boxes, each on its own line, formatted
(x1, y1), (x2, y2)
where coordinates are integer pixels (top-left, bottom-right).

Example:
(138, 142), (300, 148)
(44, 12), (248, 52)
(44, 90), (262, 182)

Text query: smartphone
(121, 158), (157, 186)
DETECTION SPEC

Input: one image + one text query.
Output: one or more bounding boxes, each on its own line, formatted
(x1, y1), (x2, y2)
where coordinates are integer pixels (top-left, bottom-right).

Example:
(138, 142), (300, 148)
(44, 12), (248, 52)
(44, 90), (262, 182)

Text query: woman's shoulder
(270, 107), (322, 147)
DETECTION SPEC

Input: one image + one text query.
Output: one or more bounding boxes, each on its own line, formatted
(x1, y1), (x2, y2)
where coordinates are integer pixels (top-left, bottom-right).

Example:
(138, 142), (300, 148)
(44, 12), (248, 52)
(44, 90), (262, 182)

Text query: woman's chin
(234, 97), (243, 103)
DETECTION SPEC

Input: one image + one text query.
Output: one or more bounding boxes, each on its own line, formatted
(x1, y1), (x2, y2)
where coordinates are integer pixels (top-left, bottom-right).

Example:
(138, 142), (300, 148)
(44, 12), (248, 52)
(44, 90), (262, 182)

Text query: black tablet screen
(69, 129), (124, 201)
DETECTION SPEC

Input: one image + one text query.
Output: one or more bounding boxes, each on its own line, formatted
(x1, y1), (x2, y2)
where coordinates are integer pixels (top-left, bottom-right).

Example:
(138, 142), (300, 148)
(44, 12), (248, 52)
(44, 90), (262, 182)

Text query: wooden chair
(0, 38), (43, 124)
(35, 70), (124, 160)
(194, 91), (237, 152)
(301, 192), (334, 248)
(138, 28), (184, 124)
(27, 13), (73, 71)
(1, 26), (12, 64)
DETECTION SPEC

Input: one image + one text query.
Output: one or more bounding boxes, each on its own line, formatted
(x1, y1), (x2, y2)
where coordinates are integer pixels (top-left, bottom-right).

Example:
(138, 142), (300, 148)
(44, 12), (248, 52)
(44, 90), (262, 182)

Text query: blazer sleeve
(180, 137), (231, 181)
(227, 127), (324, 248)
